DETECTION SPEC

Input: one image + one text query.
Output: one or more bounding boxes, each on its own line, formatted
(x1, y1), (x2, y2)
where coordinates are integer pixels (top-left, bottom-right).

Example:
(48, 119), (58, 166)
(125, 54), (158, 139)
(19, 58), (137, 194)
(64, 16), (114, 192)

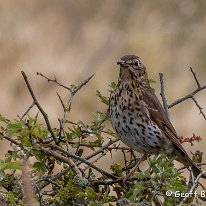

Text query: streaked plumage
(110, 54), (204, 178)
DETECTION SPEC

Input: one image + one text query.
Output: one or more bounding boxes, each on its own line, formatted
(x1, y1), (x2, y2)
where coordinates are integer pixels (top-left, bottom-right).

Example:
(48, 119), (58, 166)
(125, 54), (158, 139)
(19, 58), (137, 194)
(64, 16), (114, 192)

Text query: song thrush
(110, 54), (204, 178)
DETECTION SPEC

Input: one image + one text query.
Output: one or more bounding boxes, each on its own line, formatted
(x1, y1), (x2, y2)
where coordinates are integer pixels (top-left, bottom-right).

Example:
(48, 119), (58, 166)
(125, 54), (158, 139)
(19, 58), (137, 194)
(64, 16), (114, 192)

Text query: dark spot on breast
(135, 107), (141, 111)
(126, 84), (129, 90)
(141, 136), (145, 140)
(126, 125), (130, 130)
(145, 119), (149, 124)
(149, 132), (154, 136)
(154, 131), (160, 135)
(152, 125), (156, 129)
(122, 127), (127, 133)
(134, 128), (139, 136)
(156, 135), (161, 140)
(119, 89), (122, 96)
(139, 114), (143, 118)
(137, 123), (146, 129)
(131, 82), (135, 89)
(115, 113), (120, 118)
(135, 96), (139, 101)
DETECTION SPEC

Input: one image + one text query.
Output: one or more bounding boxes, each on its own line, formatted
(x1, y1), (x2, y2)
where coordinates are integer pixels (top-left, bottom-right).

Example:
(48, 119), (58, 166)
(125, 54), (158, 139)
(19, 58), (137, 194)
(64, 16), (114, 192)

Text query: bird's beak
(116, 59), (125, 66)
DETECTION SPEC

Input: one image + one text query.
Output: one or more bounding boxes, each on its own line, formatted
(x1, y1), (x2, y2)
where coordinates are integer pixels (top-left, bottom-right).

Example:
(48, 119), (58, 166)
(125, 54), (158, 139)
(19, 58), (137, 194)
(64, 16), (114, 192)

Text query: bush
(0, 70), (205, 205)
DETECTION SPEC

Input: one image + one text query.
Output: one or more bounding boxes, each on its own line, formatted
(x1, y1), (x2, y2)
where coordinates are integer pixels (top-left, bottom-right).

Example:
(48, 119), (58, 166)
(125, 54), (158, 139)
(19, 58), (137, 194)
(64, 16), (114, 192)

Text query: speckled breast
(110, 87), (170, 154)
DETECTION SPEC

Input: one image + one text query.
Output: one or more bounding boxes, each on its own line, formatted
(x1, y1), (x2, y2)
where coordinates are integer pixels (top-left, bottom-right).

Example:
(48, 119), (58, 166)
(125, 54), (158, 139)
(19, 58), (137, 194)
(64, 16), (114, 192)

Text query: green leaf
(109, 82), (117, 90)
(133, 171), (150, 179)
(96, 90), (109, 105)
(0, 161), (21, 171)
(6, 120), (27, 136)
(86, 187), (97, 200)
(95, 112), (107, 124)
(110, 163), (123, 176)
(149, 78), (156, 84)
(0, 114), (10, 124)
(6, 191), (17, 204)
(70, 84), (77, 90)
(33, 162), (47, 174)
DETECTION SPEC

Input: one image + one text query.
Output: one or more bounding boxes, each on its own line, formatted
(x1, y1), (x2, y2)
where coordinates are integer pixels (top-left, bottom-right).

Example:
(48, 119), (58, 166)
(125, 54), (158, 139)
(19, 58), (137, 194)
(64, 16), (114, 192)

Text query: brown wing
(142, 87), (206, 178)
(142, 87), (187, 154)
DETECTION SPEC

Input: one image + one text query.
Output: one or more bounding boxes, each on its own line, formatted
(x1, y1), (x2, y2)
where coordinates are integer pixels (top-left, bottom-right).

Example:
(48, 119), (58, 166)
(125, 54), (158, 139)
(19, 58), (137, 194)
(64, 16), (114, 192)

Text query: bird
(109, 54), (205, 178)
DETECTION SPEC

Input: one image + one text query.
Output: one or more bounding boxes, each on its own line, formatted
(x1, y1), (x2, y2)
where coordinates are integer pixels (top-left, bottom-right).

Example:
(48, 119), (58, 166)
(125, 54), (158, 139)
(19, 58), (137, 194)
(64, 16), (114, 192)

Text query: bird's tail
(178, 155), (206, 179)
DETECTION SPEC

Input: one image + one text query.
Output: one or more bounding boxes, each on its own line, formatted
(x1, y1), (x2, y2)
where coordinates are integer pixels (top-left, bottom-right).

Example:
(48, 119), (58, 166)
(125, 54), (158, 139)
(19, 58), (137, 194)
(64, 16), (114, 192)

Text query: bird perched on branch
(109, 54), (205, 178)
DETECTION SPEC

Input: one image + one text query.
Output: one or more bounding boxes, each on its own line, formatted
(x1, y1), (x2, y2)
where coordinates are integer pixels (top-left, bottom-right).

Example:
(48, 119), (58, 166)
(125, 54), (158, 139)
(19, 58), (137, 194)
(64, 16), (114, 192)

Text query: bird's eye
(133, 60), (139, 67)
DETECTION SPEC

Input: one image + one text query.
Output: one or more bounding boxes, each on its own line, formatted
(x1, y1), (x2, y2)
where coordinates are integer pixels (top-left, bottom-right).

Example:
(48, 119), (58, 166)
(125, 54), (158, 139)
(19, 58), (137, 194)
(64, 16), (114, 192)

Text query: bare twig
(190, 67), (201, 89)
(36, 72), (72, 92)
(168, 68), (206, 120)
(51, 145), (118, 179)
(17, 102), (35, 120)
(82, 138), (120, 161)
(168, 86), (206, 108)
(42, 147), (82, 176)
(21, 71), (58, 143)
(83, 152), (106, 171)
(37, 72), (95, 127)
(0, 132), (21, 146)
(34, 167), (71, 194)
(61, 74), (95, 126)
(159, 73), (170, 119)
(56, 92), (66, 111)
(191, 96), (206, 120)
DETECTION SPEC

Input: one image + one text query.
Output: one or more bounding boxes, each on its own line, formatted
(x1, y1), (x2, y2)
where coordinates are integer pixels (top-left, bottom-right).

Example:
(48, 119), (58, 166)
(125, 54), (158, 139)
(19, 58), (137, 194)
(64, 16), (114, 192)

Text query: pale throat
(118, 74), (150, 89)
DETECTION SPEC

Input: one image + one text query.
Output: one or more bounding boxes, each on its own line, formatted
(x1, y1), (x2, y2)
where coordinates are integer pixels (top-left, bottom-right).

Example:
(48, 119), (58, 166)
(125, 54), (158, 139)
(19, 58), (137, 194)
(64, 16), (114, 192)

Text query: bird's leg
(124, 154), (147, 181)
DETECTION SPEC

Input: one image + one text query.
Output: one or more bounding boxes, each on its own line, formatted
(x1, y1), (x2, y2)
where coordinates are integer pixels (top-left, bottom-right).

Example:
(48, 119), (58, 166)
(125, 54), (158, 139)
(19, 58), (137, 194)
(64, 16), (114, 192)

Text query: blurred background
(0, 0), (206, 165)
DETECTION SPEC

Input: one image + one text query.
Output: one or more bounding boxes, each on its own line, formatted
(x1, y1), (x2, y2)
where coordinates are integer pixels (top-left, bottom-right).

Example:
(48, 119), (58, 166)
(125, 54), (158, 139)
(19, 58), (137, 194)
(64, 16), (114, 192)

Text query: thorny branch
(17, 102), (35, 120)
(159, 73), (170, 119)
(21, 71), (58, 143)
(159, 67), (206, 120)
(1, 68), (206, 205)
(37, 72), (95, 127)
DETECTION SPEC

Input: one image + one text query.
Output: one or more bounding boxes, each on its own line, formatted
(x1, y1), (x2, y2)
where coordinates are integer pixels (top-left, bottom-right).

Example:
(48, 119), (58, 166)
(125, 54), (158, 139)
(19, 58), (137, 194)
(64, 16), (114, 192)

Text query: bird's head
(117, 55), (149, 87)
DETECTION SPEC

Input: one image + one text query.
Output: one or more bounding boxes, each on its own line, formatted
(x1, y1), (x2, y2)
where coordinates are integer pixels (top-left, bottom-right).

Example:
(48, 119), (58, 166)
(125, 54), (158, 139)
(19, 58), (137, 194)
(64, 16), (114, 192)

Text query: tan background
(0, 1), (206, 166)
